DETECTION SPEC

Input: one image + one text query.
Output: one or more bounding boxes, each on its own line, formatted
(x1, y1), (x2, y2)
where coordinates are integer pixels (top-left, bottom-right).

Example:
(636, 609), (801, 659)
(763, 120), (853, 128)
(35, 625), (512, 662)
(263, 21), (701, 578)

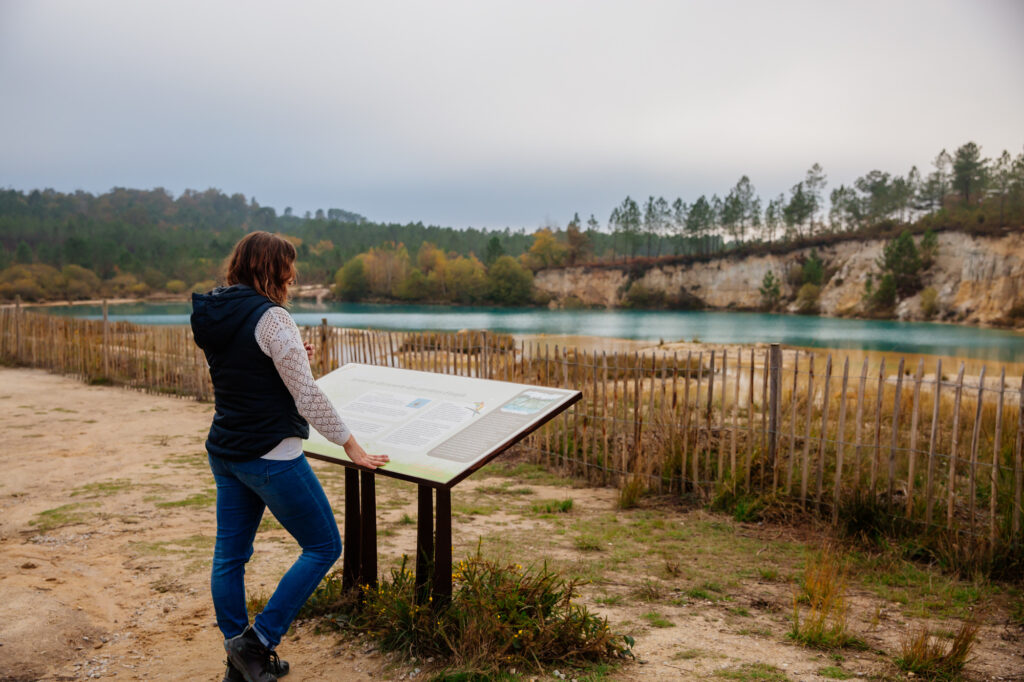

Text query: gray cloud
(1, 0), (1021, 228)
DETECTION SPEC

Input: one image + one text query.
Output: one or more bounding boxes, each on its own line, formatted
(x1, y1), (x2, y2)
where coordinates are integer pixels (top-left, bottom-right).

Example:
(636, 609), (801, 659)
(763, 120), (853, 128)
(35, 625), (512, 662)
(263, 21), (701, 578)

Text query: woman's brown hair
(225, 231), (297, 306)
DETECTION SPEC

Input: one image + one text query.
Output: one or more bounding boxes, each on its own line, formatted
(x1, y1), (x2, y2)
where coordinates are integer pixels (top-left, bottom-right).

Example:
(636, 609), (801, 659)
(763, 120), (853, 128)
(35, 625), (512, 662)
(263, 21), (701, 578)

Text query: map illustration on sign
(302, 364), (580, 487)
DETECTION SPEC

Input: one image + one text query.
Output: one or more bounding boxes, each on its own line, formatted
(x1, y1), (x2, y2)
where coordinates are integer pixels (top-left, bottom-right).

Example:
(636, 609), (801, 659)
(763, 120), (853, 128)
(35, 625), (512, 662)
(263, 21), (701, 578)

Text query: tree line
(0, 139), (1021, 304)
(0, 187), (534, 301)
(600, 142), (1022, 260)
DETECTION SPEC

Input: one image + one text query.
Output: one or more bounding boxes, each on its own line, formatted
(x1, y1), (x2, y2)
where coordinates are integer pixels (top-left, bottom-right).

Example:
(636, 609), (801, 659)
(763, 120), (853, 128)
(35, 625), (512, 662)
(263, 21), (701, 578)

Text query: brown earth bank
(1, 367), (1022, 681)
(533, 231), (1024, 329)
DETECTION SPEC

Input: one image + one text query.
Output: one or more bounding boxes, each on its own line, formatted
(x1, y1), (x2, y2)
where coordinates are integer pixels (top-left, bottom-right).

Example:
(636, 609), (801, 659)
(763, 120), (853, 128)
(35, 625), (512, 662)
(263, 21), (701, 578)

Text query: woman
(191, 231), (388, 682)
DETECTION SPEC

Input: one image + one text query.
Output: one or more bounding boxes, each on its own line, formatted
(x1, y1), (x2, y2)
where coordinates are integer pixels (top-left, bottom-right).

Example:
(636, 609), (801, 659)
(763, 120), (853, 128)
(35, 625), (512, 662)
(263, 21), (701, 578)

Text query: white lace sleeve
(254, 307), (352, 447)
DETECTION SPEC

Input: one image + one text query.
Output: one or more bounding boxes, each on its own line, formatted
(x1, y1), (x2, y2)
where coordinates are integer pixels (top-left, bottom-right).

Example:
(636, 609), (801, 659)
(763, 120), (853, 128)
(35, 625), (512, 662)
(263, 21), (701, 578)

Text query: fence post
(990, 368), (1005, 546)
(768, 343), (782, 484)
(14, 295), (22, 362)
(887, 357), (905, 511)
(1013, 373), (1023, 542)
(481, 330), (489, 379)
(102, 299), (109, 378)
(320, 318), (329, 375)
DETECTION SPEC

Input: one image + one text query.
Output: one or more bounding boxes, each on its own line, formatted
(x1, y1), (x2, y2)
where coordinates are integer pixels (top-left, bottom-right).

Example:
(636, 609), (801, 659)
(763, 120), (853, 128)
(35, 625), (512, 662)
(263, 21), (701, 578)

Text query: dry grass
(789, 544), (863, 650)
(895, 619), (979, 680)
(5, 309), (1022, 569)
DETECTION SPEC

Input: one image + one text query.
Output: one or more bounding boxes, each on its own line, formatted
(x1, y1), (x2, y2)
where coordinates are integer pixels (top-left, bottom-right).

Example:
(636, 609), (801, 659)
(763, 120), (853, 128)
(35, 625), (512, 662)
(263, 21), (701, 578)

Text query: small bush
(617, 475), (645, 509)
(711, 488), (764, 522)
(165, 279), (188, 294)
(561, 295), (587, 310)
(867, 272), (897, 312)
(759, 270), (781, 311)
(878, 230), (922, 296)
(350, 553), (632, 677)
(835, 493), (908, 544)
(486, 255), (534, 305)
(622, 281), (665, 309)
(334, 256), (369, 300)
(920, 286), (939, 318)
(714, 662), (788, 681)
(796, 283), (821, 314)
(641, 611), (673, 628)
(790, 545), (863, 650)
(711, 486), (804, 526)
(531, 499), (573, 514)
(802, 250), (825, 286)
(191, 279), (216, 294)
(895, 620), (978, 680)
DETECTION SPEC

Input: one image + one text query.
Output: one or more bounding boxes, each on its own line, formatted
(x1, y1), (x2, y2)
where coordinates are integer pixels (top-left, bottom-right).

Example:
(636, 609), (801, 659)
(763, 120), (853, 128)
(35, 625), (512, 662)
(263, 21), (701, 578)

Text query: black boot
(224, 627), (284, 682)
(222, 655), (290, 682)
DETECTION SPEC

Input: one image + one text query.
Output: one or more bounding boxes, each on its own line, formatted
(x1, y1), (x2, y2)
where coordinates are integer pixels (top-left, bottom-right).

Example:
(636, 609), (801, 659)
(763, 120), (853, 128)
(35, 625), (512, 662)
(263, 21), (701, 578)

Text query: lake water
(34, 301), (1024, 363)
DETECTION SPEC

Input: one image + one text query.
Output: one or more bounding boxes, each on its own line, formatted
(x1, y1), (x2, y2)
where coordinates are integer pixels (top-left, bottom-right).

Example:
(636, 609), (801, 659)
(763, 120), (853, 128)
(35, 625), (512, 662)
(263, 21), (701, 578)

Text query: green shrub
(878, 230), (922, 297)
(60, 264), (102, 300)
(618, 475), (645, 509)
(531, 499), (573, 514)
(759, 270), (781, 310)
(802, 250), (825, 286)
(0, 263), (63, 301)
(920, 229), (939, 269)
(920, 286), (939, 318)
(622, 282), (665, 309)
(394, 268), (429, 301)
(796, 283), (821, 314)
(165, 279), (188, 294)
(334, 256), (369, 301)
(105, 273), (148, 298)
(486, 255), (534, 305)
(870, 273), (897, 311)
(343, 553), (632, 676)
(191, 279), (216, 294)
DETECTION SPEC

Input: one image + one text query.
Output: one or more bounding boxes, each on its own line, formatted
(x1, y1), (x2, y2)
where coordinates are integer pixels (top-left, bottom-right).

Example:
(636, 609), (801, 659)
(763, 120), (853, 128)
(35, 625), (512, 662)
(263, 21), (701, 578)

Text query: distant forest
(0, 140), (1021, 304)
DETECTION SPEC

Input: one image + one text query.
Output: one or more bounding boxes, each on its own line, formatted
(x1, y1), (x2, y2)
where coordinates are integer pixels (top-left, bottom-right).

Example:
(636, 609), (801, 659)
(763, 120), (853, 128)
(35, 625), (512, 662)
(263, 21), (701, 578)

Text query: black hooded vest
(191, 285), (309, 461)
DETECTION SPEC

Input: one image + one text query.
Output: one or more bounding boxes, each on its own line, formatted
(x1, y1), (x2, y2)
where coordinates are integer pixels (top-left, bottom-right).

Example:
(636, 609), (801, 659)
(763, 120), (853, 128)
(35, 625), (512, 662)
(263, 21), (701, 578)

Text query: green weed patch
(300, 551), (633, 678)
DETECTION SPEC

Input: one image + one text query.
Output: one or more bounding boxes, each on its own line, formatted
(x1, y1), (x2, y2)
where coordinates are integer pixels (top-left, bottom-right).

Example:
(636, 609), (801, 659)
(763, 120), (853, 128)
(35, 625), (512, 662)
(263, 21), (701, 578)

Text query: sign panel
(303, 363), (581, 487)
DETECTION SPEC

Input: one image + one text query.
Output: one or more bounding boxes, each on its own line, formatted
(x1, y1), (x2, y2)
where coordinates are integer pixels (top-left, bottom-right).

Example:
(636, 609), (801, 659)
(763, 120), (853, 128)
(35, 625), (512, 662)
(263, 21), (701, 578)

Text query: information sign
(302, 363), (581, 487)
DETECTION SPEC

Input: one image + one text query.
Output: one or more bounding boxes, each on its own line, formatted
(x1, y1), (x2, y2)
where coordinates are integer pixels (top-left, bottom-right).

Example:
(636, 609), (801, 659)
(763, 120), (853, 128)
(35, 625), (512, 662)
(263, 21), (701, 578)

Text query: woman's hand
(342, 436), (390, 470)
(304, 342), (315, 362)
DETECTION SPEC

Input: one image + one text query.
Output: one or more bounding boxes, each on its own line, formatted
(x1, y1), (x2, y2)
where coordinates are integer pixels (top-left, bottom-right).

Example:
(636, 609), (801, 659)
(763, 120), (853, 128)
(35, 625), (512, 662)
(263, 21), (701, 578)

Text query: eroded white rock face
(532, 231), (1024, 327)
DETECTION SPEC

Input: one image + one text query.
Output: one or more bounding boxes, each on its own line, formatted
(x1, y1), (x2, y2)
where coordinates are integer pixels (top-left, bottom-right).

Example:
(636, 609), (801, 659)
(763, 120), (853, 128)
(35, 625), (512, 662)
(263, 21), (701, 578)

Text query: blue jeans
(208, 454), (342, 648)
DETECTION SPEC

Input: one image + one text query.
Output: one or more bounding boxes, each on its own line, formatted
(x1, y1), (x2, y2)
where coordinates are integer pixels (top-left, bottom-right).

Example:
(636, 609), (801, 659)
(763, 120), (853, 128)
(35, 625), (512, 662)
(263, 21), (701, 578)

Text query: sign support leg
(359, 470), (377, 590)
(342, 468), (361, 591)
(432, 487), (452, 607)
(415, 484), (434, 604)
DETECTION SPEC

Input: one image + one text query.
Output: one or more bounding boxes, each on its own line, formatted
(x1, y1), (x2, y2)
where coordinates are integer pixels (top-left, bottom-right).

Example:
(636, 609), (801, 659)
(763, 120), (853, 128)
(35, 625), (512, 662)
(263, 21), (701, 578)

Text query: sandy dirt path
(1, 368), (1020, 681)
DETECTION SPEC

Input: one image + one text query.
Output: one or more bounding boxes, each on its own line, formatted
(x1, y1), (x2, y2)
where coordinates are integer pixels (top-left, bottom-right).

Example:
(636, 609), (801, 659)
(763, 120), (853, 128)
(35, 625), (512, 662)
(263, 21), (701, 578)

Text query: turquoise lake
(34, 302), (1024, 363)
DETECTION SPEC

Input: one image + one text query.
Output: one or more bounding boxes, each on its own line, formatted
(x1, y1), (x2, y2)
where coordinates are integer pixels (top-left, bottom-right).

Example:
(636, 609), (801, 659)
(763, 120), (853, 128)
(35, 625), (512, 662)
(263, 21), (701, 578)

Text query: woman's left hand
(304, 342), (315, 362)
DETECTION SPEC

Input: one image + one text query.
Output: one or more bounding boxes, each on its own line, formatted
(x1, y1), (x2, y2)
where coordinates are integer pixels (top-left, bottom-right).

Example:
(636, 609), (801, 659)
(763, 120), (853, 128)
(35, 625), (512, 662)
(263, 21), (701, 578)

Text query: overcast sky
(1, 0), (1022, 229)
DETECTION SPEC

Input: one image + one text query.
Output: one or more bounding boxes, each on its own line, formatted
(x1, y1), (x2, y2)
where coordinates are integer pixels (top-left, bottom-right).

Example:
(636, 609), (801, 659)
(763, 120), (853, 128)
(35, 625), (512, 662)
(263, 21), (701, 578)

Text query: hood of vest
(191, 284), (273, 353)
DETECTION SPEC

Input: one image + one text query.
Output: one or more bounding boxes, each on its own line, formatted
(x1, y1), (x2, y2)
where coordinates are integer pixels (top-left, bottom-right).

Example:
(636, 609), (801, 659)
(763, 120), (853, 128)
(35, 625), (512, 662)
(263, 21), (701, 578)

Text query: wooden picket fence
(2, 303), (1022, 548)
